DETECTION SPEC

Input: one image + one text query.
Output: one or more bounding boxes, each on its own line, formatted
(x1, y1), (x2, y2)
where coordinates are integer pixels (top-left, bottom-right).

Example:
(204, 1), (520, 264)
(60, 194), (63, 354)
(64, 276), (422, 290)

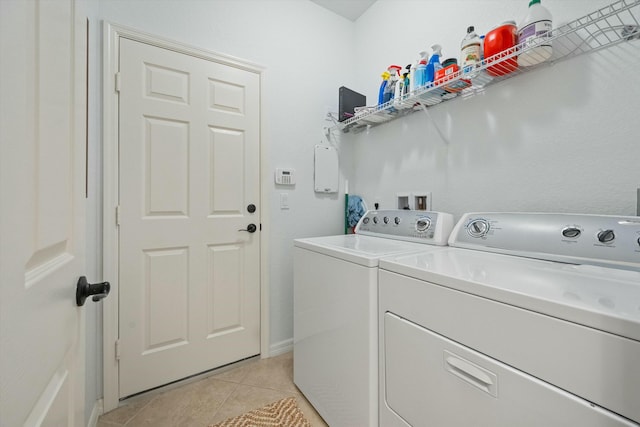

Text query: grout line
(208, 381), (241, 421)
(120, 393), (161, 426)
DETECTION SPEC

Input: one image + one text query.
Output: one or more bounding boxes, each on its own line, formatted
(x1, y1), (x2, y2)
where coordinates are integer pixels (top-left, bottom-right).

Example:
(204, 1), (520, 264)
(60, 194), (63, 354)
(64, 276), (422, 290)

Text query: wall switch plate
(280, 193), (289, 210)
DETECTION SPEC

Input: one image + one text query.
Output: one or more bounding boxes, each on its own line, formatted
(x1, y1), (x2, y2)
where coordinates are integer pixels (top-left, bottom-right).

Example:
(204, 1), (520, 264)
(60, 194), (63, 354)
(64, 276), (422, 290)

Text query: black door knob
(247, 204), (256, 213)
(238, 224), (257, 233)
(76, 276), (110, 306)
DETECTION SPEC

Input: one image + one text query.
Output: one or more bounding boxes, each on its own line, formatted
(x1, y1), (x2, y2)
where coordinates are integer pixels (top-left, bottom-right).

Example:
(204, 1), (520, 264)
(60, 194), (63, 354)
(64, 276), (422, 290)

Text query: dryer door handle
(444, 351), (498, 397)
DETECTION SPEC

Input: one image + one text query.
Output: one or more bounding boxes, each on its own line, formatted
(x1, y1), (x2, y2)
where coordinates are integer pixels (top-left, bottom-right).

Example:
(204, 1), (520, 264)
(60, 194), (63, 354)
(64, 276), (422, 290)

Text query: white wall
(85, 0), (356, 414)
(344, 0), (640, 220)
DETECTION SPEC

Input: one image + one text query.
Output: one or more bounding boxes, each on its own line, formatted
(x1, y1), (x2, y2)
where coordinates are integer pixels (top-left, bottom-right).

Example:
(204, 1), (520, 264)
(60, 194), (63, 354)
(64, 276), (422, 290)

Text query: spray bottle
(409, 60), (418, 94)
(414, 51), (429, 89)
(403, 65), (411, 96)
(426, 44), (442, 86)
(383, 65), (402, 104)
(378, 70), (391, 105)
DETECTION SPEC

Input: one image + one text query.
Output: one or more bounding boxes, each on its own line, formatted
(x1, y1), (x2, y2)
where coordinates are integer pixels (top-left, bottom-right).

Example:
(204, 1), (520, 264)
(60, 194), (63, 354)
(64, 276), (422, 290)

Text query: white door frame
(102, 22), (270, 412)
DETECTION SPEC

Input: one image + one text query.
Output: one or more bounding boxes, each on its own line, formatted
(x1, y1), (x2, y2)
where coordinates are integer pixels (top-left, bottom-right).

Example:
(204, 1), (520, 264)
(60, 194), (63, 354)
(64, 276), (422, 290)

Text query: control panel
(449, 212), (640, 271)
(355, 210), (454, 246)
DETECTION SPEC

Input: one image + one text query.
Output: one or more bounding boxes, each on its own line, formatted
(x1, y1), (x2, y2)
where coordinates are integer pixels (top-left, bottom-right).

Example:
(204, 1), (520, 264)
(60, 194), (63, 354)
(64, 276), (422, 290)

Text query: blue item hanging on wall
(347, 195), (366, 228)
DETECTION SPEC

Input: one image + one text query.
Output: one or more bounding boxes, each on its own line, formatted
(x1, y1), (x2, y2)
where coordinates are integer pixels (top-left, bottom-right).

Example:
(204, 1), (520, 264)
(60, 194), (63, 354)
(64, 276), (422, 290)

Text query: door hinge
(115, 72), (121, 93)
(115, 339), (121, 361)
(115, 205), (121, 226)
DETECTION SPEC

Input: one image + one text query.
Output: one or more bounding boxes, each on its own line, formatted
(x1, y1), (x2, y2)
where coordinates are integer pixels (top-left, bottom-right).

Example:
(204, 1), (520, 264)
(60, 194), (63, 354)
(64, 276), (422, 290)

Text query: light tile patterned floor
(97, 351), (328, 427)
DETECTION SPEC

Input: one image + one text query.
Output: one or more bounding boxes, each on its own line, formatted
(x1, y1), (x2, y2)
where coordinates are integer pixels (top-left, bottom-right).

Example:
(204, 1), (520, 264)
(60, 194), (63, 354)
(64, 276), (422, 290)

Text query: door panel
(118, 38), (260, 397)
(0, 0), (86, 425)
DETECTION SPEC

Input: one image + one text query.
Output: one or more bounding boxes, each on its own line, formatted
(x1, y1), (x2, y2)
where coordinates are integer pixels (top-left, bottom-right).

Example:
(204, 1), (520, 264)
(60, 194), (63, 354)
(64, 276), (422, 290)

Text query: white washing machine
(378, 212), (640, 427)
(293, 209), (454, 427)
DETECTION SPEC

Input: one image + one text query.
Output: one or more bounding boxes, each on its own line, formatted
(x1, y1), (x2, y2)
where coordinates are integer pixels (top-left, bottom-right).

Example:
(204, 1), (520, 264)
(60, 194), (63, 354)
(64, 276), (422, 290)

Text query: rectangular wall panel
(207, 245), (243, 336)
(145, 117), (189, 216)
(209, 128), (244, 215)
(143, 248), (189, 352)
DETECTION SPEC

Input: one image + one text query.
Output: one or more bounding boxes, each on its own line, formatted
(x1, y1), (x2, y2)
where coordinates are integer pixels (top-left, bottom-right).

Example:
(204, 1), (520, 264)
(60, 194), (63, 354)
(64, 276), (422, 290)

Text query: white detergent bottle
(461, 26), (481, 75)
(518, 0), (553, 66)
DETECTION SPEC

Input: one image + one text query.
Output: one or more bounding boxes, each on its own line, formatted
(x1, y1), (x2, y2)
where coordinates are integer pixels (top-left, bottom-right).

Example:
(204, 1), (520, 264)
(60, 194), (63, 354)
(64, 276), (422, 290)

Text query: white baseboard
(269, 338), (293, 357)
(87, 399), (103, 427)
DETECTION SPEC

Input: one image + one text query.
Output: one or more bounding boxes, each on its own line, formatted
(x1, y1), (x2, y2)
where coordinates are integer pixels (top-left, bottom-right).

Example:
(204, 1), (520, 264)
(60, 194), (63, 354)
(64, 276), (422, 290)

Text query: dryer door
(381, 313), (636, 427)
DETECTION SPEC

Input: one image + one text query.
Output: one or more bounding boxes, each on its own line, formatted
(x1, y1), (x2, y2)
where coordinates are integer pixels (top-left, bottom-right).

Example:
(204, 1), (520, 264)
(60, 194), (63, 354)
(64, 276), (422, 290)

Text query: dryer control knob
(416, 217), (431, 232)
(597, 229), (615, 243)
(467, 219), (489, 238)
(362, 217), (370, 225)
(383, 216), (390, 224)
(394, 217), (401, 225)
(562, 227), (581, 239)
(373, 217), (379, 224)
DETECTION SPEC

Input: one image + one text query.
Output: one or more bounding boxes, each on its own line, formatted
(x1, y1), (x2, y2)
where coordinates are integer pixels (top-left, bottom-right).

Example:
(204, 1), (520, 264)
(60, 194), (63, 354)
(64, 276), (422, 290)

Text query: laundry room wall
(343, 0), (640, 221)
(85, 0), (356, 414)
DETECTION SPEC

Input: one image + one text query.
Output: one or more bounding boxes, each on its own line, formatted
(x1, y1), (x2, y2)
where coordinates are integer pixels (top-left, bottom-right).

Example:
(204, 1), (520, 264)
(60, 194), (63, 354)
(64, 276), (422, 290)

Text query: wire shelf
(340, 0), (640, 133)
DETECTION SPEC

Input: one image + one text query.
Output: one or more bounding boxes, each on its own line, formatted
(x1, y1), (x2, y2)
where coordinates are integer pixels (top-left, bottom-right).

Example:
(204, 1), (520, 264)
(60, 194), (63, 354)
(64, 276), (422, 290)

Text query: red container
(484, 21), (518, 76)
(435, 64), (471, 93)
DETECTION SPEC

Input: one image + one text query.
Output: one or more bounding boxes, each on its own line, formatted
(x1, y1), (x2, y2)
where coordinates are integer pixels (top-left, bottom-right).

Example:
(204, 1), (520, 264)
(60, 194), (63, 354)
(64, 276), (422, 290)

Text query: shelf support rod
(418, 103), (449, 144)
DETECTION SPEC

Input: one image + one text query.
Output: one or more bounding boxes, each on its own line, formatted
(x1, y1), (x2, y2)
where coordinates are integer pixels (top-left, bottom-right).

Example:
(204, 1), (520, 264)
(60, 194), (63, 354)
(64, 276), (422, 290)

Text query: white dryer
(293, 210), (454, 427)
(379, 212), (640, 427)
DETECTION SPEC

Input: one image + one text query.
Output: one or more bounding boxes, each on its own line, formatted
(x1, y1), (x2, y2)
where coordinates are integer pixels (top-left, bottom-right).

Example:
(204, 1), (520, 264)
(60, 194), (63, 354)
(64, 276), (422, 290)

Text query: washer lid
(294, 234), (441, 267)
(380, 248), (640, 341)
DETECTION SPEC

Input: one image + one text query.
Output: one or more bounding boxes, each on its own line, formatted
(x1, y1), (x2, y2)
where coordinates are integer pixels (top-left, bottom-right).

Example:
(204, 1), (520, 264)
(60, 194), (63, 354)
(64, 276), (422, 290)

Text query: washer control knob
(383, 216), (390, 224)
(416, 217), (431, 232)
(362, 217), (370, 225)
(597, 229), (615, 243)
(562, 227), (581, 239)
(637, 237), (640, 247)
(394, 217), (401, 225)
(467, 219), (489, 238)
(373, 216), (379, 224)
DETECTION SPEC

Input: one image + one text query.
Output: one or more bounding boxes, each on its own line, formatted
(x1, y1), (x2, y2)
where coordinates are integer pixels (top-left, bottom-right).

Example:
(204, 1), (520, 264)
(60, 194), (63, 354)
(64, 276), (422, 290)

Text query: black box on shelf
(338, 86), (366, 122)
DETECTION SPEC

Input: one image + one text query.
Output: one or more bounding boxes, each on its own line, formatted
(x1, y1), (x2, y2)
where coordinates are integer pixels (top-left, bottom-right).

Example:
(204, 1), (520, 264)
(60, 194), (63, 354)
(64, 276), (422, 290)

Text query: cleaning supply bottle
(393, 73), (404, 103)
(425, 44), (442, 86)
(403, 64), (411, 96)
(415, 51), (428, 89)
(382, 65), (401, 104)
(517, 0), (553, 66)
(378, 70), (391, 105)
(461, 26), (481, 75)
(409, 60), (418, 93)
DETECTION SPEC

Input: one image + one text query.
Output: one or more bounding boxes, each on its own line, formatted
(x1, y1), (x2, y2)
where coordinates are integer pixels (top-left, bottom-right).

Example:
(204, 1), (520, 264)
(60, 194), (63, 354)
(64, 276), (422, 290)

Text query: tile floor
(97, 351), (328, 427)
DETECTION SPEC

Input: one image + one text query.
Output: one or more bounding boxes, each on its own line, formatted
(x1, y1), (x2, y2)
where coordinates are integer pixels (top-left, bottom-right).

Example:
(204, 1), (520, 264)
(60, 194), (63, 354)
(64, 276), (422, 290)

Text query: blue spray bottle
(425, 44), (443, 86)
(414, 51), (428, 89)
(382, 65), (402, 105)
(378, 70), (391, 105)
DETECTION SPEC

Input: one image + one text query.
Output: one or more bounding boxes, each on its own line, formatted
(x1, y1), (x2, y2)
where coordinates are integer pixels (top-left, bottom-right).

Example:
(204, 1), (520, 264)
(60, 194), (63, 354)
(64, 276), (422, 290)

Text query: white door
(0, 1), (87, 426)
(118, 38), (261, 397)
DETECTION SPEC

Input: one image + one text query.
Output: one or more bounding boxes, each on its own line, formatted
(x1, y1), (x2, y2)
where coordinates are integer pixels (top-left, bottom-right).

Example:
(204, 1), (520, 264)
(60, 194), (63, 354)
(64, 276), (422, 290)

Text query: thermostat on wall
(275, 168), (296, 185)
